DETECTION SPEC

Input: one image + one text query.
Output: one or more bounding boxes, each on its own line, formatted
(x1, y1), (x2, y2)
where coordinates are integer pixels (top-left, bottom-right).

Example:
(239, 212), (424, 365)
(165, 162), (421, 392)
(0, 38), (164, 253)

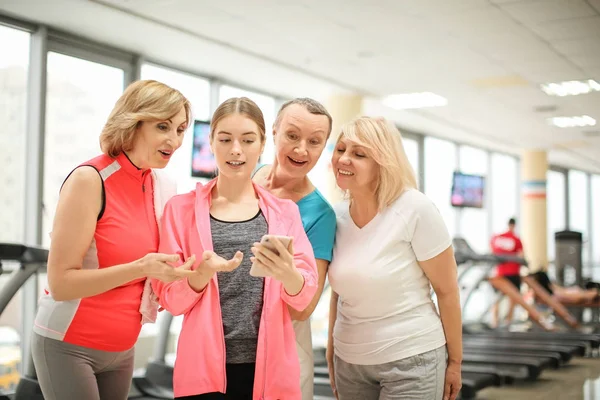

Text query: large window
(218, 85), (276, 163)
(0, 25), (29, 244)
(459, 146), (489, 253)
(592, 175), (600, 266)
(0, 24), (30, 364)
(568, 170), (590, 264)
(490, 153), (518, 235)
(141, 64), (211, 193)
(424, 137), (456, 237)
(547, 170), (566, 261)
(43, 52), (125, 247)
(404, 137), (419, 183)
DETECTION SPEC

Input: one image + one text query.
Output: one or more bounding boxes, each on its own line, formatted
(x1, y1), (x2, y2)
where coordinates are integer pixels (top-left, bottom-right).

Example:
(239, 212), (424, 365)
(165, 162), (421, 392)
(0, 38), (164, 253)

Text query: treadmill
(455, 237), (598, 360)
(0, 243), (164, 400)
(0, 243), (48, 400)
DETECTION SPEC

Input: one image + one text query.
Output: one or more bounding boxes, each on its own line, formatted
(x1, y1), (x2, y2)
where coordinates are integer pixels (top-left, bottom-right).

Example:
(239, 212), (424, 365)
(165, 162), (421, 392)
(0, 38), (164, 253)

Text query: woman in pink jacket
(152, 97), (318, 400)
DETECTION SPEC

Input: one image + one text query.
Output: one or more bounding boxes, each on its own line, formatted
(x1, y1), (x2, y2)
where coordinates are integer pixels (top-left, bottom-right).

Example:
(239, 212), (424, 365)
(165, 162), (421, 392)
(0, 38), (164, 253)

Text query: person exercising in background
(490, 217), (524, 327)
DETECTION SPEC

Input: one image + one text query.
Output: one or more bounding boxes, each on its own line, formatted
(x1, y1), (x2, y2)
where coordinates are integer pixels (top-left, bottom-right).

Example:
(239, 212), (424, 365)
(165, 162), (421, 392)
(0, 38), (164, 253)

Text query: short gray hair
(274, 98), (333, 136)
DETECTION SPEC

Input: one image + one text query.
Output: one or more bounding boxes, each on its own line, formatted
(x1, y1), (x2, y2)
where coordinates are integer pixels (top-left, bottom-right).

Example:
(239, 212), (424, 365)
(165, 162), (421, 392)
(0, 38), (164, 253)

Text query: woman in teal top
(253, 98), (336, 400)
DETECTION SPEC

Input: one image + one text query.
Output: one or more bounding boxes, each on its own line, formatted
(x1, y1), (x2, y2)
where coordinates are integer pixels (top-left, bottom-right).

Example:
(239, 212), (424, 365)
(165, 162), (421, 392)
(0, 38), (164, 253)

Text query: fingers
(443, 382), (451, 400)
(250, 258), (274, 276)
(155, 253), (181, 263)
(252, 243), (279, 264)
(179, 255), (196, 270)
(251, 249), (277, 271)
(227, 251), (243, 270)
(270, 237), (291, 257)
(450, 383), (461, 400)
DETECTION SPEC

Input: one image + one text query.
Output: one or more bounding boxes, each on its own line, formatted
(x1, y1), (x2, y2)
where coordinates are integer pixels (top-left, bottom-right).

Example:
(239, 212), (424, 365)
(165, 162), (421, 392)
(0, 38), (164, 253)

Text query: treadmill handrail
(0, 243), (49, 264)
(0, 265), (41, 315)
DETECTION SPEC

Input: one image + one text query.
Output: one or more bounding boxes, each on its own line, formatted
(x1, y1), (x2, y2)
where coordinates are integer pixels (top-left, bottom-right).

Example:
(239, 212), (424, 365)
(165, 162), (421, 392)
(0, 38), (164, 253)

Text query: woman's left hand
(250, 237), (297, 282)
(443, 361), (462, 400)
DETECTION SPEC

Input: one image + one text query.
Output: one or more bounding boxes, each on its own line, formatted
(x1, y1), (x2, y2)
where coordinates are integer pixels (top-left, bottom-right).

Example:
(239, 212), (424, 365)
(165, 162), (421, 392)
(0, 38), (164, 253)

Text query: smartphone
(249, 235), (292, 277)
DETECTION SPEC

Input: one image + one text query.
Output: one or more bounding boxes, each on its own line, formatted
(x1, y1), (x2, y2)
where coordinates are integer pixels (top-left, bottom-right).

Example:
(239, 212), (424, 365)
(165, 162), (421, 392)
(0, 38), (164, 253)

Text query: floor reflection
(477, 357), (600, 399)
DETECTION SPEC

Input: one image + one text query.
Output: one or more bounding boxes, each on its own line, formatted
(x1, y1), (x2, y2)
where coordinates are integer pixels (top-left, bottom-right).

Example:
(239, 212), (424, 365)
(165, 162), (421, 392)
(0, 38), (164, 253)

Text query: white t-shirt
(328, 189), (451, 365)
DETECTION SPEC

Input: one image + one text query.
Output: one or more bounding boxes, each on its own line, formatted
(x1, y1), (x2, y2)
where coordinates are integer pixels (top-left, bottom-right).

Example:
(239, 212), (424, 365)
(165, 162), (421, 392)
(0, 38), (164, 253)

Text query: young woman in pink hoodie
(152, 97), (318, 400)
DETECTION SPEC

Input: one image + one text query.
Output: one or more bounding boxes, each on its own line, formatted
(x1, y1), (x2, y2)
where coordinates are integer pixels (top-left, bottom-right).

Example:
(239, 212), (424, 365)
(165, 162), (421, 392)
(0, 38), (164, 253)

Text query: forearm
(437, 290), (463, 364)
(328, 291), (339, 348)
(51, 262), (142, 301)
(188, 269), (214, 293)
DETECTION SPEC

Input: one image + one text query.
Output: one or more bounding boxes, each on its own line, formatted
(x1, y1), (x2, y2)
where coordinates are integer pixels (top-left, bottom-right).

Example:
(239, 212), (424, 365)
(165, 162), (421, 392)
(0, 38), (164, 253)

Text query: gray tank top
(210, 210), (268, 364)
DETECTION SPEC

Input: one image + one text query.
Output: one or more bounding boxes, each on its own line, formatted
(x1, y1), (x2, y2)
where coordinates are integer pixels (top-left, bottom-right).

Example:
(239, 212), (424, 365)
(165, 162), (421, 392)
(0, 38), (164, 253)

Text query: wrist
(281, 267), (303, 287)
(131, 259), (146, 280)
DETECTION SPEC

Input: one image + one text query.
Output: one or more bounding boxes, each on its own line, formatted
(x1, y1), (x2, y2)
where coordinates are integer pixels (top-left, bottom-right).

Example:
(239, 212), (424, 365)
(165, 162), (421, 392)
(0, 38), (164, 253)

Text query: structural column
(323, 93), (362, 205)
(521, 150), (548, 273)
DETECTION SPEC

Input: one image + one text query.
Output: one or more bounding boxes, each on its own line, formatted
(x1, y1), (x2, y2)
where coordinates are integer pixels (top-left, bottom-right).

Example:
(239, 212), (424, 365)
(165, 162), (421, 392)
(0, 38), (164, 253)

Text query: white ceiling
(1, 0), (599, 172)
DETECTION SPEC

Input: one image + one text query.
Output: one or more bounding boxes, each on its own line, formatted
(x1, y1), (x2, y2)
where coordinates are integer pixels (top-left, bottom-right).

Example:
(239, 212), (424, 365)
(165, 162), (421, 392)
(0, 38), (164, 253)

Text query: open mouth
(338, 169), (354, 176)
(288, 156), (308, 166)
(226, 161), (245, 167)
(158, 150), (172, 158)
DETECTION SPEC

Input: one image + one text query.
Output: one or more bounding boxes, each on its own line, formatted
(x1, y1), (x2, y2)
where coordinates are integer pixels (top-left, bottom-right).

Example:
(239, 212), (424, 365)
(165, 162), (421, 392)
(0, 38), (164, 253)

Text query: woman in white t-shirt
(327, 117), (462, 400)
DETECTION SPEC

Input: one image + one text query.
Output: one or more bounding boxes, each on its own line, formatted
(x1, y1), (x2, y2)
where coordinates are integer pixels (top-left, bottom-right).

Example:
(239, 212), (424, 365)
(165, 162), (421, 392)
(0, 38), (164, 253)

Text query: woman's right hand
(139, 253), (196, 282)
(326, 343), (338, 399)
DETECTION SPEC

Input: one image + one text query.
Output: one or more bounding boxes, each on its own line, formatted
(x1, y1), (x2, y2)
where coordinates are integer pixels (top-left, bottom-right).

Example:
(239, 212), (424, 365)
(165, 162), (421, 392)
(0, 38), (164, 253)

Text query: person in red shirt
(490, 218), (524, 327)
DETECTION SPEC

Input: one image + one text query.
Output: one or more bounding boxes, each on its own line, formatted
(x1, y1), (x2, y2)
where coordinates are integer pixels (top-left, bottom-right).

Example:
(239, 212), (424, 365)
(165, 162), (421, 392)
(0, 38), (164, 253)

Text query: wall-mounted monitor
(451, 171), (485, 209)
(191, 120), (217, 179)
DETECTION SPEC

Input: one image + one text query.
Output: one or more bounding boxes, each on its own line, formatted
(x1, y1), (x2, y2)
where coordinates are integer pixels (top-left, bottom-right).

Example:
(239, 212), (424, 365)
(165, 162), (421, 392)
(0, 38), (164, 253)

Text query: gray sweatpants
(31, 332), (135, 400)
(334, 346), (447, 400)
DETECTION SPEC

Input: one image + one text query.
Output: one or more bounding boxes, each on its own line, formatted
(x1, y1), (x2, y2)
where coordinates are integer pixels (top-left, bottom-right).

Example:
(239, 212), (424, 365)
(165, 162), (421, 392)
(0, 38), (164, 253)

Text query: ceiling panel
(3, 0), (600, 172)
(499, 0), (597, 25)
(532, 16), (600, 40)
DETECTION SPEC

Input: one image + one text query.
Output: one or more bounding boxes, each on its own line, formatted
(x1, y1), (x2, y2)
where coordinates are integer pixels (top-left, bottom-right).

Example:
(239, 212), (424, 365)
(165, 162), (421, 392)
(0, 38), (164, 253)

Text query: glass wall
(568, 170), (590, 264)
(42, 52), (125, 247)
(0, 25), (29, 244)
(547, 170), (566, 261)
(141, 63), (211, 193)
(592, 175), (600, 267)
(458, 145), (489, 253)
(218, 85), (276, 164)
(424, 137), (457, 237)
(404, 137), (419, 183)
(0, 25), (30, 374)
(490, 153), (518, 235)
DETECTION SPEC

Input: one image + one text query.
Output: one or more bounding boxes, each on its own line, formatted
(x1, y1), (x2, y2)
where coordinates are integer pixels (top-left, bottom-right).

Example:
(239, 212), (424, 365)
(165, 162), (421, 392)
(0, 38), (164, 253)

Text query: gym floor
(476, 357), (600, 399)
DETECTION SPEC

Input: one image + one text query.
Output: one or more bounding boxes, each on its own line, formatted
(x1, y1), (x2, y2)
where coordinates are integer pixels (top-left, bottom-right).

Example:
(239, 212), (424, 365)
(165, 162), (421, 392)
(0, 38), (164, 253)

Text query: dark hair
(509, 218), (516, 225)
(274, 97), (333, 136)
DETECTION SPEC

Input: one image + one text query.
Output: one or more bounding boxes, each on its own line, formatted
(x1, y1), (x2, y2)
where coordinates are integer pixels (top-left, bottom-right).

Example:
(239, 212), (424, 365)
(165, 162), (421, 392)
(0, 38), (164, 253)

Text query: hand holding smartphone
(249, 235), (292, 277)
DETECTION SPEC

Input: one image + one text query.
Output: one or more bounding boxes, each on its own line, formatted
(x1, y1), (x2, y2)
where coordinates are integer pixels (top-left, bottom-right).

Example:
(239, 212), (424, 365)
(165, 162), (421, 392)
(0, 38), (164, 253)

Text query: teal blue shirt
(253, 165), (336, 261)
(296, 188), (337, 262)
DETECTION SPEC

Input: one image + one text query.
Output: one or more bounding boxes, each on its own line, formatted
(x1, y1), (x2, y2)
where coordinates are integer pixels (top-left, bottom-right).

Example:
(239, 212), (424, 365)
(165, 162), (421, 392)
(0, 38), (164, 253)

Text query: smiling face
(273, 104), (330, 178)
(210, 113), (264, 180)
(331, 136), (379, 194)
(131, 106), (188, 169)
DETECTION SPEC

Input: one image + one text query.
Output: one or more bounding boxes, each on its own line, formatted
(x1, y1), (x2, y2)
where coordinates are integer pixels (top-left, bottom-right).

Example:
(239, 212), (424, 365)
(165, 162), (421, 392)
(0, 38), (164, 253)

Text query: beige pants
(293, 319), (314, 400)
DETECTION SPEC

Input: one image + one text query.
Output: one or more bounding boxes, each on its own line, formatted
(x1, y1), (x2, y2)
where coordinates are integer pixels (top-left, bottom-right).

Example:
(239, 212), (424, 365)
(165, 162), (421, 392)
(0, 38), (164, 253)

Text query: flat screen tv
(191, 120), (217, 178)
(450, 171), (485, 208)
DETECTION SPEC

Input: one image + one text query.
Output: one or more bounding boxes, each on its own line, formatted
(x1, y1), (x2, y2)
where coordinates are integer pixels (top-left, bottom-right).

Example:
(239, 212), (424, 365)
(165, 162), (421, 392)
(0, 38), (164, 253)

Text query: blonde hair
(210, 97), (266, 141)
(100, 80), (192, 157)
(337, 116), (418, 209)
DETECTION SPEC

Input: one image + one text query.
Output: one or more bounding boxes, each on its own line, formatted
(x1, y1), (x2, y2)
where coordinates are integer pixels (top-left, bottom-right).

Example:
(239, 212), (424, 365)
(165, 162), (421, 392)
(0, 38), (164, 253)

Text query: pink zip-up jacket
(151, 179), (318, 399)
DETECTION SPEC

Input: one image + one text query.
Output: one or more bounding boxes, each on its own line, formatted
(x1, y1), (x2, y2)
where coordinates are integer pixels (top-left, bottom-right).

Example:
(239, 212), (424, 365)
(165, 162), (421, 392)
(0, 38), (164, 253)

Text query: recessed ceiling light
(541, 79), (600, 97)
(548, 115), (596, 128)
(382, 92), (448, 110)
